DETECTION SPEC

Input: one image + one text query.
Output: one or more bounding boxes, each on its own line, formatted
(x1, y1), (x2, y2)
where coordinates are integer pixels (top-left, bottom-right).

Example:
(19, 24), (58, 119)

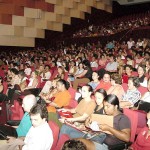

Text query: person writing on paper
(91, 94), (131, 149)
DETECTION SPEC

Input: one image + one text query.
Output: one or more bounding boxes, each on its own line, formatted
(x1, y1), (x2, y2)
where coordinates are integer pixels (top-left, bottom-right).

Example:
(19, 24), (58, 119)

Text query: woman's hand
(85, 117), (92, 128)
(99, 124), (110, 131)
(65, 118), (74, 122)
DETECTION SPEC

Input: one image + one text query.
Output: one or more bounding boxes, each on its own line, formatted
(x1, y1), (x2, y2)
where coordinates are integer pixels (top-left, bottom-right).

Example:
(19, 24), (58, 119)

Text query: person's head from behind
(82, 59), (91, 68)
(62, 139), (87, 150)
(95, 88), (107, 105)
(56, 79), (70, 92)
(22, 94), (37, 113)
(103, 94), (120, 115)
(128, 77), (140, 90)
(81, 85), (93, 99)
(10, 68), (19, 77)
(110, 73), (122, 85)
(30, 104), (48, 128)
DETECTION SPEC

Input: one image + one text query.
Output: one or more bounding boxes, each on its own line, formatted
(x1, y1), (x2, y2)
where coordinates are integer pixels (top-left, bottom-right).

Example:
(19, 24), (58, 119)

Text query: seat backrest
(2, 81), (8, 95)
(55, 134), (70, 150)
(36, 76), (42, 88)
(122, 83), (128, 92)
(68, 87), (76, 99)
(67, 99), (78, 109)
(48, 121), (60, 150)
(123, 108), (138, 143)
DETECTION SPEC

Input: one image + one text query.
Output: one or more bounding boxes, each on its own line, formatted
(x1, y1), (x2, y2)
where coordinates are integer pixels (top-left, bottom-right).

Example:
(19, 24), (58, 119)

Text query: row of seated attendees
(0, 38), (150, 149)
(73, 11), (150, 38)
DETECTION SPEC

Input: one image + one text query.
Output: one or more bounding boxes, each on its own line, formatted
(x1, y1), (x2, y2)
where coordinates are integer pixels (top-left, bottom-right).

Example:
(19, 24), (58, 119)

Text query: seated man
(0, 94), (37, 149)
(22, 104), (53, 150)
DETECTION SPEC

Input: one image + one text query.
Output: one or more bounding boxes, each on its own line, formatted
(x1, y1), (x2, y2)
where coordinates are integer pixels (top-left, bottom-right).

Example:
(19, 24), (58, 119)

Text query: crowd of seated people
(0, 37), (150, 149)
(73, 11), (150, 38)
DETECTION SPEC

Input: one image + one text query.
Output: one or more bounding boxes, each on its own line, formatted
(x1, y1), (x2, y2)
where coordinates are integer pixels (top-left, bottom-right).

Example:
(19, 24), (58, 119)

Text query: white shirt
(41, 71), (51, 80)
(142, 92), (150, 103)
(24, 68), (32, 76)
(22, 122), (53, 150)
(127, 41), (135, 49)
(105, 62), (118, 71)
(91, 61), (98, 68)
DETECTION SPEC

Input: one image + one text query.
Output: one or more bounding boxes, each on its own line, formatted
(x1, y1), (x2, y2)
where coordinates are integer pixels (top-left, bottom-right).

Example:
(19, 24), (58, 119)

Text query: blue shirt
(16, 112), (32, 137)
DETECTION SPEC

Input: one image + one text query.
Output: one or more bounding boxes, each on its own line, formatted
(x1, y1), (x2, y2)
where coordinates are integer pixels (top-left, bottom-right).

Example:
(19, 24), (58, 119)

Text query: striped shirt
(122, 89), (141, 105)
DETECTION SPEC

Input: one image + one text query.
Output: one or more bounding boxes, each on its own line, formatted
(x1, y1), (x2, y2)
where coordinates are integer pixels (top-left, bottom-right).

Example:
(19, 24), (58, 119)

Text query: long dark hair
(95, 88), (107, 99)
(57, 79), (70, 90)
(104, 94), (120, 110)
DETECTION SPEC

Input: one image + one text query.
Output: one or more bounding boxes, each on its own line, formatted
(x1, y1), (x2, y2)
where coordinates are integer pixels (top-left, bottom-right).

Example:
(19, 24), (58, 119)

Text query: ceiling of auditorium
(114, 0), (150, 5)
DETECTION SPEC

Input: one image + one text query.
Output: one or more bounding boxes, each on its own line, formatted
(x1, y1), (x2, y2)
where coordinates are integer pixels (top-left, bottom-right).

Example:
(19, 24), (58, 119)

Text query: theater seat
(48, 121), (60, 150)
(10, 100), (24, 120)
(55, 134), (70, 150)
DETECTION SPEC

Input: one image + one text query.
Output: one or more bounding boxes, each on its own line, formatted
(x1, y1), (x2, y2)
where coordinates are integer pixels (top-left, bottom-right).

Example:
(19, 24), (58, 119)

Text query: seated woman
(67, 62), (84, 86)
(129, 110), (150, 150)
(137, 78), (150, 112)
(22, 71), (39, 91)
(7, 68), (21, 105)
(99, 54), (107, 68)
(145, 59), (150, 74)
(126, 55), (134, 68)
(46, 79), (71, 127)
(39, 77), (59, 101)
(116, 55), (124, 75)
(88, 72), (100, 90)
(122, 65), (133, 84)
(137, 64), (148, 87)
(141, 77), (150, 103)
(68, 61), (77, 75)
(73, 60), (93, 90)
(59, 88), (106, 142)
(107, 73), (125, 101)
(120, 77), (141, 108)
(8, 70), (28, 102)
(54, 66), (65, 80)
(90, 94), (131, 149)
(95, 72), (111, 91)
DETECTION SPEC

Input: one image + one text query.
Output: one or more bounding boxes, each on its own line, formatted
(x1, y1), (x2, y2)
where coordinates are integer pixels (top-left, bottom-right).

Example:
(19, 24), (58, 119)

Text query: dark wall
(112, 1), (150, 17)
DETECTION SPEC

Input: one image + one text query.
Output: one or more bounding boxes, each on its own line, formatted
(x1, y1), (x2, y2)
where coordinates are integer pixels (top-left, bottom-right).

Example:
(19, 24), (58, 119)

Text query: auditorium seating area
(72, 11), (150, 38)
(0, 1), (150, 150)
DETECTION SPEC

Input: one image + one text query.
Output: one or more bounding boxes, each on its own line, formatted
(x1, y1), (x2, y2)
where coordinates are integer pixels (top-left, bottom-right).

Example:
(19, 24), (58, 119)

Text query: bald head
(22, 94), (37, 113)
